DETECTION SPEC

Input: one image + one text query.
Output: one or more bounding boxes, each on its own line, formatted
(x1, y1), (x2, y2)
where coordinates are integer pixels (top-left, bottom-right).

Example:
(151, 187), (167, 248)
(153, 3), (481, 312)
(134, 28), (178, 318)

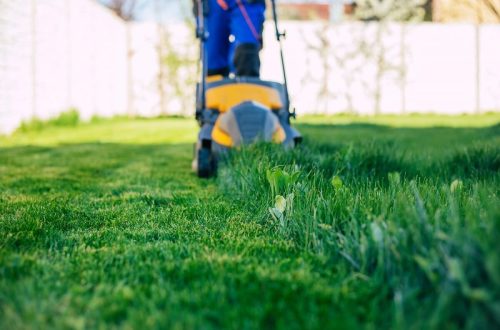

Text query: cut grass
(0, 115), (499, 329)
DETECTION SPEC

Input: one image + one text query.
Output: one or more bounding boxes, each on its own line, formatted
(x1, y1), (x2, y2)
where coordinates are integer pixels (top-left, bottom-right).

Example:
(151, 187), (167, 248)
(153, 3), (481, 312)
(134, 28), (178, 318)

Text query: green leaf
(269, 207), (283, 222)
(414, 255), (438, 284)
(463, 288), (491, 302)
(450, 179), (463, 192)
(318, 223), (332, 231)
(331, 175), (343, 189)
(275, 195), (286, 213)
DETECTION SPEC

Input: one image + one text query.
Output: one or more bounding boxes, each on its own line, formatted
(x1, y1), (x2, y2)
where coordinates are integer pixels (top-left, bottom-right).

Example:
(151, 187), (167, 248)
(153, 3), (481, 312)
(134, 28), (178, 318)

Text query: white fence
(0, 0), (128, 134)
(1, 0), (499, 134)
(264, 22), (500, 115)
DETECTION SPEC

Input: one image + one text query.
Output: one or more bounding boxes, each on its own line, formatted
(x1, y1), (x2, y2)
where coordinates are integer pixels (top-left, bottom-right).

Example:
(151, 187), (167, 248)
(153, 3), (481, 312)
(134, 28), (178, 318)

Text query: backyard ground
(1, 114), (499, 329)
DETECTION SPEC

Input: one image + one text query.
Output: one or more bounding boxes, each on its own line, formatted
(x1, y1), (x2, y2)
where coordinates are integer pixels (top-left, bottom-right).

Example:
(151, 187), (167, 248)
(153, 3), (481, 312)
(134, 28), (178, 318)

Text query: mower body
(195, 77), (302, 177)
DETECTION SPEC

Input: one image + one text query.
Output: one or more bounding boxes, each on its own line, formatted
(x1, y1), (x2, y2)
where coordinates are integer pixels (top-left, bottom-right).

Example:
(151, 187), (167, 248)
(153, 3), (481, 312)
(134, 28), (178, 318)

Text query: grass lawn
(1, 114), (499, 329)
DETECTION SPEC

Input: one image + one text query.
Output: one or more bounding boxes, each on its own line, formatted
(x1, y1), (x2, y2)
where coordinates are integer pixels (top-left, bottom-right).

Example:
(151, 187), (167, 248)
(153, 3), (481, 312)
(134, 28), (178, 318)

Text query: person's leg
(229, 0), (265, 77)
(206, 0), (231, 76)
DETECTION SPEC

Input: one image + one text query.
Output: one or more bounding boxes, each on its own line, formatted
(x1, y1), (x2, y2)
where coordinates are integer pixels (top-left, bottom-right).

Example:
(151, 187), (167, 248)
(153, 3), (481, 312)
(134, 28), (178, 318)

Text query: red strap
(235, 0), (262, 41)
(217, 0), (228, 10)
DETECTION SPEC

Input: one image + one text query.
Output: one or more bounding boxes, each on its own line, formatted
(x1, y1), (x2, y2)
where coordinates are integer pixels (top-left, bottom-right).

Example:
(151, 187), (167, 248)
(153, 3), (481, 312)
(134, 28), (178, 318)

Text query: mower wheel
(294, 136), (303, 147)
(197, 147), (216, 178)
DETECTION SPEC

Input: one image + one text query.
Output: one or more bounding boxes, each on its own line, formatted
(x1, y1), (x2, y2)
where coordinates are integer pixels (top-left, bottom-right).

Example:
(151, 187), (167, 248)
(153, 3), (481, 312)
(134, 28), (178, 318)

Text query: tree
(352, 0), (426, 113)
(354, 0), (427, 21)
(101, 0), (148, 21)
(101, 0), (192, 21)
(482, 0), (500, 20)
(436, 0), (500, 23)
(467, 0), (500, 23)
(307, 0), (426, 114)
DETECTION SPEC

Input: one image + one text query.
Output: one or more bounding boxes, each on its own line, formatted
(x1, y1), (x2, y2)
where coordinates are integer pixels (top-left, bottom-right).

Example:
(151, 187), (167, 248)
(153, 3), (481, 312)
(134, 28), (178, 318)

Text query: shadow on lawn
(0, 123), (498, 192)
(294, 123), (499, 178)
(296, 122), (499, 147)
(0, 142), (201, 196)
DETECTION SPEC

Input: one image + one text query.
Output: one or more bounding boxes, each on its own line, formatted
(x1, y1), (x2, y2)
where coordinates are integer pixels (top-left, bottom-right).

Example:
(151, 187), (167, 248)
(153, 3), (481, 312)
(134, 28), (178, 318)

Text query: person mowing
(194, 0), (266, 78)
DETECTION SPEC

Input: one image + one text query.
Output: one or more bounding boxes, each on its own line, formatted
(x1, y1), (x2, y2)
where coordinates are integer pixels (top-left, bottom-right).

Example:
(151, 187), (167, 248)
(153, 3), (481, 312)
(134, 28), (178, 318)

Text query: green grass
(301, 112), (500, 128)
(17, 109), (81, 133)
(0, 115), (499, 329)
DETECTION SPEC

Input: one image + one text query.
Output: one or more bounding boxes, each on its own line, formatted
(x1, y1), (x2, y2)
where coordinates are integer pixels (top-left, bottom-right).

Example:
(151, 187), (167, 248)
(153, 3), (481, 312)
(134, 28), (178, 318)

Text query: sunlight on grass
(300, 112), (500, 127)
(0, 118), (198, 147)
(1, 113), (498, 147)
(1, 114), (499, 329)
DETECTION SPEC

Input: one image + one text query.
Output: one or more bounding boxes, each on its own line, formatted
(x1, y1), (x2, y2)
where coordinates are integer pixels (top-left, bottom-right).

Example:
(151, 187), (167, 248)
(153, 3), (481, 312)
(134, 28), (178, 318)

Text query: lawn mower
(193, 0), (302, 178)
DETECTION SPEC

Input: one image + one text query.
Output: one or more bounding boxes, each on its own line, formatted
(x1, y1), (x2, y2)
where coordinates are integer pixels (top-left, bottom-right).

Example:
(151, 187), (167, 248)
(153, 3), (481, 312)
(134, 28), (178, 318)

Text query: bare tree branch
(105, 0), (150, 21)
(482, 0), (500, 20)
(446, 0), (500, 23)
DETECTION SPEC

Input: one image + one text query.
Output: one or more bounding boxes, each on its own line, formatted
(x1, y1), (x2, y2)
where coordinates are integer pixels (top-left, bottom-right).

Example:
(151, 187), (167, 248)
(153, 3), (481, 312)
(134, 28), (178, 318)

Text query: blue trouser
(205, 0), (265, 77)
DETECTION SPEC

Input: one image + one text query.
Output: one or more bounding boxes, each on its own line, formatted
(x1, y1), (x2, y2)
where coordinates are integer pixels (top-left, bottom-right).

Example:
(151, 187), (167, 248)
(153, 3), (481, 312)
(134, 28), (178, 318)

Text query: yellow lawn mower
(193, 0), (302, 178)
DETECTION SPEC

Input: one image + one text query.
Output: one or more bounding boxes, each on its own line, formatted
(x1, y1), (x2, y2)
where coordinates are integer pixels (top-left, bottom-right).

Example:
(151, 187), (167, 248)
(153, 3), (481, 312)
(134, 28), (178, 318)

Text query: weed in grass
(219, 136), (500, 329)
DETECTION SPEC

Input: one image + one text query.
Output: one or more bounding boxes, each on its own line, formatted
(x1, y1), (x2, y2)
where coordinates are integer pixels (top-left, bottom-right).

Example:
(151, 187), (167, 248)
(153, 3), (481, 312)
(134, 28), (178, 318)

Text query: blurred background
(0, 0), (499, 134)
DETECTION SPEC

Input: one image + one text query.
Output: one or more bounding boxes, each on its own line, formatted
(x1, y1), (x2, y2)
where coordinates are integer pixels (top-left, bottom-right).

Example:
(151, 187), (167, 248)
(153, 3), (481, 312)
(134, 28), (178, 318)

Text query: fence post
(156, 0), (166, 115)
(66, 0), (72, 109)
(31, 0), (37, 118)
(475, 23), (481, 114)
(401, 23), (407, 114)
(126, 23), (134, 117)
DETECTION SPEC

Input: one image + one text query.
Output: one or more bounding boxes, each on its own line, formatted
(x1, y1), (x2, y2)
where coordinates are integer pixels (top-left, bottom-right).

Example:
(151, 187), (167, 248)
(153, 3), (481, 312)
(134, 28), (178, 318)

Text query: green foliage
(355, 0), (427, 21)
(1, 115), (499, 329)
(18, 108), (80, 133)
